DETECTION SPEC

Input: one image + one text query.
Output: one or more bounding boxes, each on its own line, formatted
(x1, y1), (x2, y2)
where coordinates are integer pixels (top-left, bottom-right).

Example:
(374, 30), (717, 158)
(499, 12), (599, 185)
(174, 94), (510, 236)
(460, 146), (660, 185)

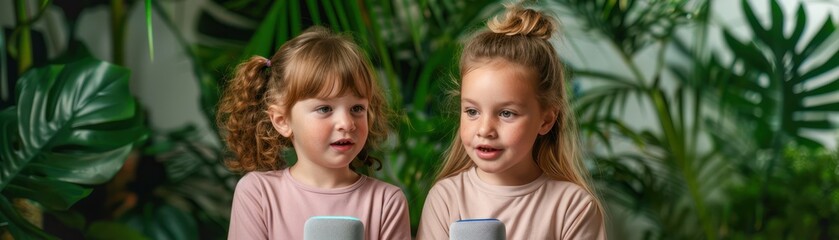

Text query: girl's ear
(539, 108), (557, 135)
(268, 105), (293, 137)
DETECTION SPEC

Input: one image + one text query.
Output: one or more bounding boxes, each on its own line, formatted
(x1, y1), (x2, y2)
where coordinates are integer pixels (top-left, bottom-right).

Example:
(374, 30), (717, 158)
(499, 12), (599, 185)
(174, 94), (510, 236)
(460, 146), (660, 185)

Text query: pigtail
(217, 56), (287, 173)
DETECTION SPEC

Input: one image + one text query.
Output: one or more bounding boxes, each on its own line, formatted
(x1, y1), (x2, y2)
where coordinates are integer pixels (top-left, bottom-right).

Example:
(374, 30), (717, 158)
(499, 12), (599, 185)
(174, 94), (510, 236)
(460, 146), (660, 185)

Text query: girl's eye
(316, 106), (332, 113)
(351, 105), (366, 113)
(500, 110), (515, 118)
(464, 108), (478, 117)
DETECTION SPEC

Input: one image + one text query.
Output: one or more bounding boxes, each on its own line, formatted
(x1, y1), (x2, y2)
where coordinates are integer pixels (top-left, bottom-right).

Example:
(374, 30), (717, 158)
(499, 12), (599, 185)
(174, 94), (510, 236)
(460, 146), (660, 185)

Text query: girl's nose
(476, 118), (497, 139)
(336, 111), (356, 132)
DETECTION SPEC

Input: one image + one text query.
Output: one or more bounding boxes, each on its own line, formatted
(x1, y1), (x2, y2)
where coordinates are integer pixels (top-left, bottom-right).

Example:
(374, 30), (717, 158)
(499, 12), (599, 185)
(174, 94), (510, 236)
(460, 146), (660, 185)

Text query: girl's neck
(289, 162), (360, 189)
(476, 158), (543, 186)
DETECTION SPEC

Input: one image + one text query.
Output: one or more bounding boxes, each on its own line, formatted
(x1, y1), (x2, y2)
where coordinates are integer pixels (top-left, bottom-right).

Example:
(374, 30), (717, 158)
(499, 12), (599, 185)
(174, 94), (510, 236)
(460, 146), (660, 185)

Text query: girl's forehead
(461, 65), (539, 102)
(310, 91), (365, 101)
(310, 76), (367, 98)
(293, 95), (361, 104)
(464, 62), (536, 84)
(466, 58), (534, 75)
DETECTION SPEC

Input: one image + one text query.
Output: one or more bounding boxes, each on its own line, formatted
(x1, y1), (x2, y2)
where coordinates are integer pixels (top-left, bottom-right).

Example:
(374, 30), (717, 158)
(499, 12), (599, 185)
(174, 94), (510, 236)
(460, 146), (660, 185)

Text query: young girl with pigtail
(417, 4), (606, 239)
(217, 26), (411, 240)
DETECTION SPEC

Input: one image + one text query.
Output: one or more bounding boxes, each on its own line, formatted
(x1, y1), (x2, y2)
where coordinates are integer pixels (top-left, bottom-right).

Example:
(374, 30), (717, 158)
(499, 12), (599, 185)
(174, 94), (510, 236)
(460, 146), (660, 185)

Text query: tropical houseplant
(562, 0), (839, 238)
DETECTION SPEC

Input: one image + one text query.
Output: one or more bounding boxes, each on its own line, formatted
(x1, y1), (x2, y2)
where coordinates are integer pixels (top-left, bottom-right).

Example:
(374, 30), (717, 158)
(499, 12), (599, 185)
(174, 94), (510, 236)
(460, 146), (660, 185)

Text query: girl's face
(459, 60), (555, 185)
(274, 91), (369, 171)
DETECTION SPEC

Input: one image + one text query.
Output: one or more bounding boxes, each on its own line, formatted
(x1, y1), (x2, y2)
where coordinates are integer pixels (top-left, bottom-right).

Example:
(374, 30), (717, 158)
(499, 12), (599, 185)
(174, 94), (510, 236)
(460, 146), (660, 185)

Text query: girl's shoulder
(234, 170), (286, 190)
(240, 169), (285, 181)
(425, 170), (472, 195)
(542, 179), (596, 202)
(362, 176), (407, 197)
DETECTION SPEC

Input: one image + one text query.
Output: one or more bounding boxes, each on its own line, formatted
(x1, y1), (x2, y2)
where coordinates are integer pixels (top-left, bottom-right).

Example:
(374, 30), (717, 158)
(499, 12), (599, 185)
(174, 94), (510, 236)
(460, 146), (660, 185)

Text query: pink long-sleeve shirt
(228, 169), (411, 240)
(417, 167), (606, 240)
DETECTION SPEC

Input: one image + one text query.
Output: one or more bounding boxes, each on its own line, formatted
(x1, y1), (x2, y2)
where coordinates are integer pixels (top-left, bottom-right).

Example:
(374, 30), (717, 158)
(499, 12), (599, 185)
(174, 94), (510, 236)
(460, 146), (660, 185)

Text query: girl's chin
(473, 162), (507, 174)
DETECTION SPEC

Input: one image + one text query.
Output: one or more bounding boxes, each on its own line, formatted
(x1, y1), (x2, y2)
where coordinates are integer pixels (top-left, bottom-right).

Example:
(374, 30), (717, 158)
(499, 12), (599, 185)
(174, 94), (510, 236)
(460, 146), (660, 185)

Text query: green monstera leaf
(721, 0), (839, 148)
(0, 58), (147, 239)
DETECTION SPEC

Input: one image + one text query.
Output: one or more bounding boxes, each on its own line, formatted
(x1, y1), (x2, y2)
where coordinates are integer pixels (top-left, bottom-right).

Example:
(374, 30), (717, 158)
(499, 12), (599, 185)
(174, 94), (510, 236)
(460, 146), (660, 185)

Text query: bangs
(283, 42), (373, 102)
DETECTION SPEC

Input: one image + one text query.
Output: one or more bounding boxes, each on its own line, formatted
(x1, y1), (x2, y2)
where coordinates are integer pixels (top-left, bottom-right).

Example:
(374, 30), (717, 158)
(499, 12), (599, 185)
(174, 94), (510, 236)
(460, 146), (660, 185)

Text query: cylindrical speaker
(303, 216), (364, 240)
(450, 218), (506, 240)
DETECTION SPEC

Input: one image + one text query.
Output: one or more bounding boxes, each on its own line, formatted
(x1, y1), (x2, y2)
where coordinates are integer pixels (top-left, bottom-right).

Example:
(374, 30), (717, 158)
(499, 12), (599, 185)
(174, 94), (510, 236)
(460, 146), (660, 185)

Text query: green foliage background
(2, 0), (838, 239)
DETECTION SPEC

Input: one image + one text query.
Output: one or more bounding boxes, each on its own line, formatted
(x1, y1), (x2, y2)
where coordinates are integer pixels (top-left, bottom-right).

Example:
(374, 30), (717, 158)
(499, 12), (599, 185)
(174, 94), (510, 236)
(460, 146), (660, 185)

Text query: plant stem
(650, 90), (716, 239)
(614, 42), (649, 90)
(111, 0), (126, 65)
(145, 0), (154, 61)
(14, 0), (32, 74)
(765, 39), (789, 182)
(1, 30), (8, 103)
(609, 23), (716, 237)
(690, 0), (712, 169)
(651, 36), (671, 89)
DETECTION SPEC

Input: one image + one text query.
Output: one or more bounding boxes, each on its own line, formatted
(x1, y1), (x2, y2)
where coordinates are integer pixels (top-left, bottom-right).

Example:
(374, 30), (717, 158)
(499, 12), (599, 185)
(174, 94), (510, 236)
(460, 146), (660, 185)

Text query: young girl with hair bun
(417, 5), (606, 239)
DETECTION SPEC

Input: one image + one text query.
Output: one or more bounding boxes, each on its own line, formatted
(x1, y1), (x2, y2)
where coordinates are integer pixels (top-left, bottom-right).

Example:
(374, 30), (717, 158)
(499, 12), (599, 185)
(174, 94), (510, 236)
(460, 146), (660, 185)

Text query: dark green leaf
(289, 0), (301, 35)
(44, 209), (86, 231)
(676, 87), (686, 141)
(145, 0), (154, 61)
(29, 146), (133, 184)
(802, 77), (839, 97)
(3, 176), (90, 210)
(242, 0), (282, 58)
(274, 0), (289, 49)
(798, 50), (839, 82)
(793, 135), (822, 148)
(740, 0), (771, 46)
(124, 203), (199, 240)
(2, 59), (143, 187)
(803, 102), (839, 112)
(330, 0), (351, 31)
(346, 1), (367, 37)
(799, 16), (836, 63)
(794, 119), (832, 129)
(86, 221), (150, 240)
(768, 0), (785, 48)
(321, 0), (341, 29)
(0, 58), (145, 239)
(306, 0), (321, 25)
(722, 31), (772, 73)
(412, 44), (455, 110)
(788, 5), (807, 47)
(1, 29), (6, 107)
(0, 197), (57, 240)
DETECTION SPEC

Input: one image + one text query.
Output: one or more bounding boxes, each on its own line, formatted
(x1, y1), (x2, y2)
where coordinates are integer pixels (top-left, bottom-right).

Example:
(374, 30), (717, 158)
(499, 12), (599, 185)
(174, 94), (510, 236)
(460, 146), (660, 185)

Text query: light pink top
(417, 167), (606, 240)
(227, 169), (411, 240)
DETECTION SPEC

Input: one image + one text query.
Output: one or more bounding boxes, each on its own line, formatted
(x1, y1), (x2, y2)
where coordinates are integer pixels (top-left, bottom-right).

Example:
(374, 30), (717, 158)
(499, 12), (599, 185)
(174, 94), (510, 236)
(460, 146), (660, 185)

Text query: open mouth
(477, 146), (500, 152)
(331, 140), (354, 146)
(475, 145), (502, 159)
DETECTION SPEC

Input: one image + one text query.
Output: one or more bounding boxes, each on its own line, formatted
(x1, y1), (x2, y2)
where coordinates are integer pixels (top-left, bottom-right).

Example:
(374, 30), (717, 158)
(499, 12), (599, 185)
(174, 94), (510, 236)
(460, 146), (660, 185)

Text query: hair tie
(265, 59), (272, 68)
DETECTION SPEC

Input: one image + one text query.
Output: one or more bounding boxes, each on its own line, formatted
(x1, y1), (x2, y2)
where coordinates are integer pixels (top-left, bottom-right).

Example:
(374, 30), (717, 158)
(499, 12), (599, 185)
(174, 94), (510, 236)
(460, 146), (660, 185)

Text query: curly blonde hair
(217, 26), (389, 173)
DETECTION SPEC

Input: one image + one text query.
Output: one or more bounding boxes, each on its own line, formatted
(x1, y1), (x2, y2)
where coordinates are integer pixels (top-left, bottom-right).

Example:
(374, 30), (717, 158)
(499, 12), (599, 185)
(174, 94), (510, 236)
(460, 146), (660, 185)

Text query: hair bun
(488, 5), (555, 39)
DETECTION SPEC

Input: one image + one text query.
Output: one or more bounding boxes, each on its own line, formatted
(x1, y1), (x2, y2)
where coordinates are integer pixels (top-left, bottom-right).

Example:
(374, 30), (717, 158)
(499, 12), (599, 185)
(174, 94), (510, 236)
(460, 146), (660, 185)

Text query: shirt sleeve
(563, 199), (606, 240)
(416, 184), (454, 240)
(379, 189), (412, 240)
(227, 173), (270, 240)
